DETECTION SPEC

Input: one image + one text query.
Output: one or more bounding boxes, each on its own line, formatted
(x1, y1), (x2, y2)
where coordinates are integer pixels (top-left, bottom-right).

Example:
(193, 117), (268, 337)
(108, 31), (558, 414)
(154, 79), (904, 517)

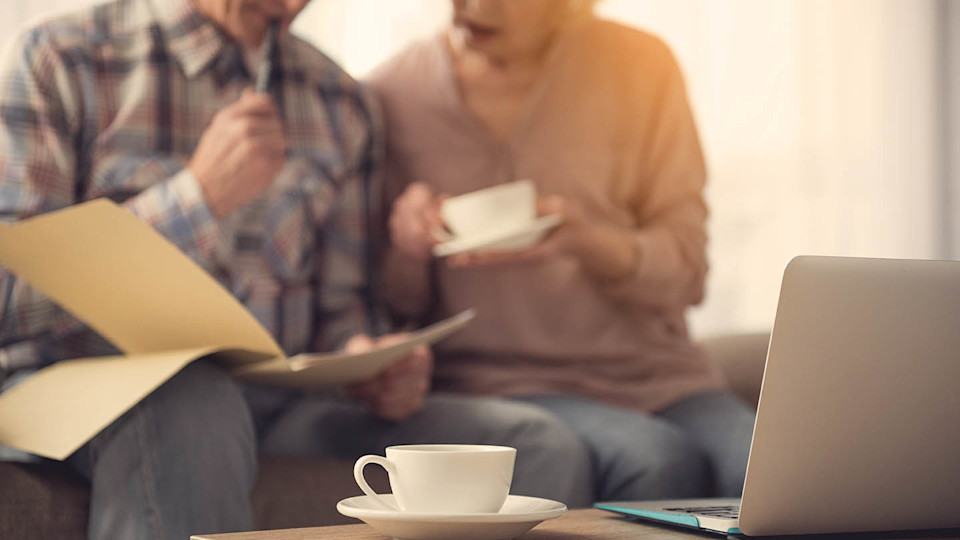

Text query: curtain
(596, 0), (946, 335)
(1, 0), (953, 337)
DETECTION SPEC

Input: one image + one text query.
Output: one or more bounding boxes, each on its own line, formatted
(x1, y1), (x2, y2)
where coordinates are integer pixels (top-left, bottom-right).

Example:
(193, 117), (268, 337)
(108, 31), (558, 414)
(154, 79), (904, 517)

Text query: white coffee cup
(440, 180), (536, 238)
(354, 444), (516, 514)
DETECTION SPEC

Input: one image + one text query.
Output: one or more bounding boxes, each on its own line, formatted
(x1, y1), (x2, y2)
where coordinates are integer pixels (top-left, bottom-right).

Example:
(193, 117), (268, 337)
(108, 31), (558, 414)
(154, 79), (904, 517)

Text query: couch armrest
(698, 332), (770, 410)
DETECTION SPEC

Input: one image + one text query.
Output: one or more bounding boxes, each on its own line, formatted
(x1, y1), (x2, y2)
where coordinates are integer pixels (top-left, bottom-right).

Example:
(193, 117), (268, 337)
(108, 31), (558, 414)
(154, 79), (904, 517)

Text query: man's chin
(237, 20), (274, 47)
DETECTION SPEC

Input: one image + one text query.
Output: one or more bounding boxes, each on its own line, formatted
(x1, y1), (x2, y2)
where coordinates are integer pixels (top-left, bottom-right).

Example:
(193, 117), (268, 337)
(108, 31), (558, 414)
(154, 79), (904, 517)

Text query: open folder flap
(0, 348), (260, 460)
(0, 201), (475, 459)
(0, 200), (283, 360)
(232, 309), (477, 388)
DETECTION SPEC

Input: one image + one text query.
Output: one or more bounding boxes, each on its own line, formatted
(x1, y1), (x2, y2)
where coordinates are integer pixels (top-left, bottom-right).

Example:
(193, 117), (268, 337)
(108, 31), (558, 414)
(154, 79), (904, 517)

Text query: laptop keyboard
(662, 505), (740, 520)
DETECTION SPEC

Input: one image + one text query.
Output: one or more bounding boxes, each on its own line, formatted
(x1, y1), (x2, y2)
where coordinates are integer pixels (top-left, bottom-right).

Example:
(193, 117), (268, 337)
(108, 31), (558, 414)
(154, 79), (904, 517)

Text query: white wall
(597, 1), (943, 336)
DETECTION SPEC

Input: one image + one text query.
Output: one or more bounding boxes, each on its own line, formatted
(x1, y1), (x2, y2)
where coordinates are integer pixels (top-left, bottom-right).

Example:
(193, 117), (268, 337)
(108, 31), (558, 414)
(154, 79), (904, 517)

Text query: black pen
(255, 19), (279, 93)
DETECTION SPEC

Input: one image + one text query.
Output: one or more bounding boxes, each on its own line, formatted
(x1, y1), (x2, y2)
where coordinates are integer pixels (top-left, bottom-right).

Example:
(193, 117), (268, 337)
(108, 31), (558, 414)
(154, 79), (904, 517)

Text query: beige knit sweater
(368, 17), (726, 412)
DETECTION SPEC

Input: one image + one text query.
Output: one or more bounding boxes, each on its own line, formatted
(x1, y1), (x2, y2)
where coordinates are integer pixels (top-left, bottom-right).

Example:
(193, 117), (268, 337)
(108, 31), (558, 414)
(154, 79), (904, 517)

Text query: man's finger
(224, 92), (280, 120)
(345, 333), (375, 353)
(227, 136), (286, 168)
(374, 333), (410, 349)
(233, 121), (285, 140)
(345, 378), (382, 403)
(383, 347), (431, 377)
(381, 358), (416, 380)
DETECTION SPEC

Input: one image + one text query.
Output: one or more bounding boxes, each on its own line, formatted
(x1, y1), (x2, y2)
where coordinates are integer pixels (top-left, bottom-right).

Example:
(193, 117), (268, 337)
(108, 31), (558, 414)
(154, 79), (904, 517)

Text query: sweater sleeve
(599, 44), (709, 310)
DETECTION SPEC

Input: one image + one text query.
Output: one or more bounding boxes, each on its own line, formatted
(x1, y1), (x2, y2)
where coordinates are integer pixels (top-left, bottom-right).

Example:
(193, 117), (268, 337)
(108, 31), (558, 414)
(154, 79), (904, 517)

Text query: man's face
(193, 0), (311, 47)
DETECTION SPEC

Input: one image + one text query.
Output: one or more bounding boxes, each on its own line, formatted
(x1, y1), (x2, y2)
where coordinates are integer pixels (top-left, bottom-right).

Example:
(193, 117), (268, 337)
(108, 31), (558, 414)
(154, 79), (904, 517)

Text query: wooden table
(192, 508), (960, 540)
(192, 509), (700, 539)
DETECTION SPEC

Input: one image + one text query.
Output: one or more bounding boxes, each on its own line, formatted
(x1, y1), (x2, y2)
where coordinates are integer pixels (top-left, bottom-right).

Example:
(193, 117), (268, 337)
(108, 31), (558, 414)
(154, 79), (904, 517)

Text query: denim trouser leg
(253, 392), (595, 508)
(657, 390), (755, 497)
(516, 391), (755, 501)
(67, 361), (258, 540)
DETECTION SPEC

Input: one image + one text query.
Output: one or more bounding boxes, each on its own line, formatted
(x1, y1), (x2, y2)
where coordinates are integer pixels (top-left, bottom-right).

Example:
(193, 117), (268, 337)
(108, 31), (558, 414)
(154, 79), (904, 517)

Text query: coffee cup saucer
(336, 494), (567, 540)
(432, 214), (562, 258)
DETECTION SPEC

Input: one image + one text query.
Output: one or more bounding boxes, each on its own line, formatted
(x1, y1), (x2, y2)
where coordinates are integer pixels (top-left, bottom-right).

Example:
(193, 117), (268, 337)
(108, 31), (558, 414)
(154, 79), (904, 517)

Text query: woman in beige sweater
(369, 0), (755, 502)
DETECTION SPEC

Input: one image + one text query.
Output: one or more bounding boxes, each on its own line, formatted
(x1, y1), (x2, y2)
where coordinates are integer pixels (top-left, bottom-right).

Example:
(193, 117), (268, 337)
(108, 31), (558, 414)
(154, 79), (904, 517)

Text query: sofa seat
(0, 333), (769, 538)
(0, 456), (390, 538)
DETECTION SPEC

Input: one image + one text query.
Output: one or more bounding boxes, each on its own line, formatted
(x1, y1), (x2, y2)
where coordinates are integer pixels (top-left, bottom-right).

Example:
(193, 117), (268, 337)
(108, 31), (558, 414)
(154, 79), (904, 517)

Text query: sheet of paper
(0, 348), (218, 460)
(233, 310), (476, 388)
(0, 200), (283, 361)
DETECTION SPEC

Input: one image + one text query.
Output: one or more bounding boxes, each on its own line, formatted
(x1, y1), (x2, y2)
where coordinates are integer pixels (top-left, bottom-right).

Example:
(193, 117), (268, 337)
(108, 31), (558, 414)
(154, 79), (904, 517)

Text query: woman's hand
(389, 182), (448, 262)
(344, 334), (433, 422)
(446, 195), (578, 267)
(447, 195), (640, 283)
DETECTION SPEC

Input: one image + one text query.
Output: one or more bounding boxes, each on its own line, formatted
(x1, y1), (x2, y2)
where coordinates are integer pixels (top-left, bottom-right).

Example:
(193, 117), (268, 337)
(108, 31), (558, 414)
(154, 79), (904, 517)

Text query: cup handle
(354, 455), (400, 511)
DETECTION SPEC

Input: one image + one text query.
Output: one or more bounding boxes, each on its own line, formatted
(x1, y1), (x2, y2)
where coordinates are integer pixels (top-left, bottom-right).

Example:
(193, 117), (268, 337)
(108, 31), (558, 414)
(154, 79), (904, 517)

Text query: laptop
(596, 256), (960, 536)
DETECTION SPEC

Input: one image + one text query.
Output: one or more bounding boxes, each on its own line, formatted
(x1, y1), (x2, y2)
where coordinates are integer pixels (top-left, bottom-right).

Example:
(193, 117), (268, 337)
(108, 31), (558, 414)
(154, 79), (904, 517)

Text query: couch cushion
(253, 455), (388, 530)
(699, 332), (770, 409)
(0, 333), (767, 536)
(0, 461), (89, 540)
(0, 455), (391, 537)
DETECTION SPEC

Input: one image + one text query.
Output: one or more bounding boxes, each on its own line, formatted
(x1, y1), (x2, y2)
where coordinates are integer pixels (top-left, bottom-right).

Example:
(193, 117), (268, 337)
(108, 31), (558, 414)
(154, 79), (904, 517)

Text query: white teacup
(354, 444), (516, 514)
(440, 180), (536, 238)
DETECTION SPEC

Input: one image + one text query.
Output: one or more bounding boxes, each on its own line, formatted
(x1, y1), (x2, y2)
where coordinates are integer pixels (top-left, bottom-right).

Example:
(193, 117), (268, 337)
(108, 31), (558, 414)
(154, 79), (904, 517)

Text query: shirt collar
(147, 0), (234, 79)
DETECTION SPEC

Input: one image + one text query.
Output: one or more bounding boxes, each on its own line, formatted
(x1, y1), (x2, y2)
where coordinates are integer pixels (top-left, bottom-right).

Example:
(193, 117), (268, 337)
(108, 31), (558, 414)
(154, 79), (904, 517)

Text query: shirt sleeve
(599, 45), (709, 310)
(0, 27), (222, 368)
(0, 28), (93, 367)
(123, 167), (225, 266)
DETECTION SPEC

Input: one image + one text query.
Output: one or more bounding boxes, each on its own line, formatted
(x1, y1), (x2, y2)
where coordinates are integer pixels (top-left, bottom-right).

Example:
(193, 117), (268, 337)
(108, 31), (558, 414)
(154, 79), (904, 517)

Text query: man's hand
(344, 334), (433, 422)
(189, 89), (287, 218)
(389, 182), (448, 261)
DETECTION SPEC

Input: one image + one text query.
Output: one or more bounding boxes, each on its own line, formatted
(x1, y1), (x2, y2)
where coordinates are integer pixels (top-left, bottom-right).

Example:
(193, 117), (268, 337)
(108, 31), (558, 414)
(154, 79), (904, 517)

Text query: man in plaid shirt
(0, 0), (594, 538)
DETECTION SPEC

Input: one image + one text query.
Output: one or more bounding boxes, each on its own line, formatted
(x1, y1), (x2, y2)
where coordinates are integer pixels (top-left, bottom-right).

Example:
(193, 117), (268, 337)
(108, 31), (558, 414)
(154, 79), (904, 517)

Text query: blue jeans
(516, 391), (755, 501)
(64, 362), (593, 540)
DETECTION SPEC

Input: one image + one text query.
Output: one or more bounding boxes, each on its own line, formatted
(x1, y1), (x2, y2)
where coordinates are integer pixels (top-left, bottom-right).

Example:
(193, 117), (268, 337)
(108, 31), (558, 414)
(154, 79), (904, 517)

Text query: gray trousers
(66, 362), (593, 540)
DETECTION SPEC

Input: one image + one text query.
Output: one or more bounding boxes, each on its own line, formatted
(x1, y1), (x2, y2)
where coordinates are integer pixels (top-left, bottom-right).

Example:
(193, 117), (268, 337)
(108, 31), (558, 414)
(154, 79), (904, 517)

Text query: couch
(0, 332), (770, 538)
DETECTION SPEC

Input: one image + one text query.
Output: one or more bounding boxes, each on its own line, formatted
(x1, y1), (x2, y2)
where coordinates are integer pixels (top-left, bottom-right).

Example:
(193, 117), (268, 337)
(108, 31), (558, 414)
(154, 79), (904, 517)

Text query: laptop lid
(739, 256), (960, 536)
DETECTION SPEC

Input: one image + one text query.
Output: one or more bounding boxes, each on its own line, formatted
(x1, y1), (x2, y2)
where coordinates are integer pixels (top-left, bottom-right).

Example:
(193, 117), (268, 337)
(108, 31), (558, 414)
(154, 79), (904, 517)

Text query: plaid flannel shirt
(0, 0), (383, 373)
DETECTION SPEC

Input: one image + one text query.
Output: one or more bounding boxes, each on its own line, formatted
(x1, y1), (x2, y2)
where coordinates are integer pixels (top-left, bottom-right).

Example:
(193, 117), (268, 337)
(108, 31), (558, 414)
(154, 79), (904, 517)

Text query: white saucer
(336, 494), (567, 540)
(433, 215), (563, 258)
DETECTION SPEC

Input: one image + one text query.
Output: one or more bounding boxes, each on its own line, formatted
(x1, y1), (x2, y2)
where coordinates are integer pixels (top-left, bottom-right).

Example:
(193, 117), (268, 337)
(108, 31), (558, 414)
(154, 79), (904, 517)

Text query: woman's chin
(451, 27), (499, 53)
